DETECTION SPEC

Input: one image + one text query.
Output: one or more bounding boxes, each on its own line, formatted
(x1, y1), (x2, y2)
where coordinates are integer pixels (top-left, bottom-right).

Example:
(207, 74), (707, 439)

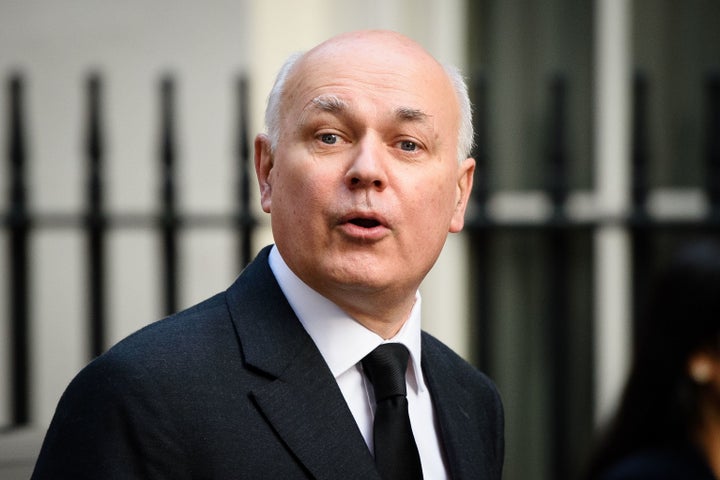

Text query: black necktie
(361, 343), (424, 480)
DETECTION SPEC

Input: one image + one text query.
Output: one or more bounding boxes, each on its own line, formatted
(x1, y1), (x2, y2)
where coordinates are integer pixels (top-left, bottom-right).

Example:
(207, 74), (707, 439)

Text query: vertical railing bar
(547, 74), (568, 218)
(159, 75), (179, 316)
(548, 230), (570, 480)
(7, 73), (30, 426)
(471, 71), (490, 217)
(236, 74), (254, 268)
(469, 71), (492, 371)
(85, 72), (106, 358)
(631, 72), (649, 218)
(545, 72), (569, 480)
(630, 71), (653, 355)
(705, 71), (720, 223)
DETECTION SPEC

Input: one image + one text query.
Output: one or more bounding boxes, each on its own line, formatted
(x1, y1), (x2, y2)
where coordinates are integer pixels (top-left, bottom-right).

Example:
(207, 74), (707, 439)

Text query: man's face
(255, 32), (474, 309)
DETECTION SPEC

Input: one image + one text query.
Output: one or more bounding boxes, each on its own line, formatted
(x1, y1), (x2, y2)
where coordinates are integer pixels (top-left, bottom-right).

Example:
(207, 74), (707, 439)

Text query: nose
(344, 137), (388, 191)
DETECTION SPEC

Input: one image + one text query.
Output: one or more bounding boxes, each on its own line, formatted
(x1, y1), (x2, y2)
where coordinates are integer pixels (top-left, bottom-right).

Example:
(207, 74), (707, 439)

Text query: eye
(319, 133), (339, 145)
(399, 140), (418, 152)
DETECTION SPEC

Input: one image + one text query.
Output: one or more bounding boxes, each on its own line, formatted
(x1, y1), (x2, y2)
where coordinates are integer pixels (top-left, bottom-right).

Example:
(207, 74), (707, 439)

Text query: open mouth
(349, 218), (382, 228)
(338, 212), (389, 239)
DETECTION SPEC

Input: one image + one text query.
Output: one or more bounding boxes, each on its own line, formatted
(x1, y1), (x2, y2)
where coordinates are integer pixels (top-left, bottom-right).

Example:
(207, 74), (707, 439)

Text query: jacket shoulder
(421, 331), (498, 392)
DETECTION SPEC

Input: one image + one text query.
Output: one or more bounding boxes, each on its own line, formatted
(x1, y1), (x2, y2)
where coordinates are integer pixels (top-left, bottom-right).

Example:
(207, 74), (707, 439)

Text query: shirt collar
(268, 245), (426, 393)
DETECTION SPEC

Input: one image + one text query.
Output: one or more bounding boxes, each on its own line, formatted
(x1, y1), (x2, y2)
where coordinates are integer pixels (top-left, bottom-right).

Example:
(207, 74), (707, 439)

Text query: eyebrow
(295, 95), (347, 130)
(301, 95), (431, 127)
(310, 95), (347, 113)
(395, 106), (430, 123)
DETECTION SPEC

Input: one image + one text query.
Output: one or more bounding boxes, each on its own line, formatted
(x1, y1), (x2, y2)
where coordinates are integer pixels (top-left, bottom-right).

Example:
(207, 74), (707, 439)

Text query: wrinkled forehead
(282, 34), (458, 127)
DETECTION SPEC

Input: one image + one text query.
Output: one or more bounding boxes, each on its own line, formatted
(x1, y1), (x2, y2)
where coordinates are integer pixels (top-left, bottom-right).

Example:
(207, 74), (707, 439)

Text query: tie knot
(361, 343), (410, 401)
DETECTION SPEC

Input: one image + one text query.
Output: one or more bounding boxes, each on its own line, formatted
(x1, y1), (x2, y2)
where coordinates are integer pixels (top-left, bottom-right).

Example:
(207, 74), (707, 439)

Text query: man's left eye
(399, 140), (418, 151)
(319, 133), (338, 144)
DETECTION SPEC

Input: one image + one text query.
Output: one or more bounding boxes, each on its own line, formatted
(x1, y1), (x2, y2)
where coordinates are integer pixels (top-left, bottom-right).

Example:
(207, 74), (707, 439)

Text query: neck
(330, 288), (417, 339)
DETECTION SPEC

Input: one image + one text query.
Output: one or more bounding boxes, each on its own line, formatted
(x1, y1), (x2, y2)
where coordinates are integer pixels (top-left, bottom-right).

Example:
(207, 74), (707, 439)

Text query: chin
(323, 262), (391, 290)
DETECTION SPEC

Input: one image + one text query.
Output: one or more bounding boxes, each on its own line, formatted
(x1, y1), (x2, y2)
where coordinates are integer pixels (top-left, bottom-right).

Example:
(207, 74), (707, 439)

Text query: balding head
(264, 30), (473, 163)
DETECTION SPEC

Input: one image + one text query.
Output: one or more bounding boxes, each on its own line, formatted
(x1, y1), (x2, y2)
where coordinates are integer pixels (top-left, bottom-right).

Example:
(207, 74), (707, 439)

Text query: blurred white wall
(0, 0), (471, 456)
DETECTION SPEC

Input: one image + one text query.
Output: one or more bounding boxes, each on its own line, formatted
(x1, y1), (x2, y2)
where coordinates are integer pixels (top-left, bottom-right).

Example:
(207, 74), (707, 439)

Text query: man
(32, 30), (504, 479)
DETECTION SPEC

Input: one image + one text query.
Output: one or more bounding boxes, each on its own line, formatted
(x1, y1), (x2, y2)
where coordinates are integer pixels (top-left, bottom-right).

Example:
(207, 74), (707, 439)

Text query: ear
(254, 134), (274, 213)
(449, 157), (475, 233)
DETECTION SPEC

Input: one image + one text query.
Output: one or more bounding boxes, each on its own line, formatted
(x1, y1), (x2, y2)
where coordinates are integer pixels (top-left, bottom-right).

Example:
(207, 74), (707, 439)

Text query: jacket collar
(226, 246), (382, 480)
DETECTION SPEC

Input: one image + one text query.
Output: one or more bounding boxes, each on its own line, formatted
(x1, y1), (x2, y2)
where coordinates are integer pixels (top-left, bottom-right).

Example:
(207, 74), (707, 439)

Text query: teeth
(350, 218), (380, 228)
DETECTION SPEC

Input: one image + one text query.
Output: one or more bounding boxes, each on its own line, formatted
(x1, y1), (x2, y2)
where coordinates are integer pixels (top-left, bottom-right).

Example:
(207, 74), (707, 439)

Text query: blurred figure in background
(586, 240), (720, 480)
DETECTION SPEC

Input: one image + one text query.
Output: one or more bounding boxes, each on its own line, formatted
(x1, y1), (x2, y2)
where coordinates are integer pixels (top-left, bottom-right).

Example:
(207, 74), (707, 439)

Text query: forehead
(282, 37), (458, 127)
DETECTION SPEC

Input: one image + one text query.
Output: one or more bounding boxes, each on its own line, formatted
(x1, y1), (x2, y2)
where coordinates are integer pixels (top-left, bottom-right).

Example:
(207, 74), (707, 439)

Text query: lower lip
(338, 222), (390, 241)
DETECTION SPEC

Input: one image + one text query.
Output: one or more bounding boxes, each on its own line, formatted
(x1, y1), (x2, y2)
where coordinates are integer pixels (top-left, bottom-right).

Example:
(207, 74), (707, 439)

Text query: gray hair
(264, 51), (304, 152)
(443, 63), (475, 163)
(264, 52), (474, 163)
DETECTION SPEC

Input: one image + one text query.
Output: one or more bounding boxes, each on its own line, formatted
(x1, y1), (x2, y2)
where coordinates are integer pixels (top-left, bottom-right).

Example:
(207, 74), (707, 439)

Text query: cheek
(402, 183), (456, 244)
(415, 175), (457, 218)
(273, 166), (330, 220)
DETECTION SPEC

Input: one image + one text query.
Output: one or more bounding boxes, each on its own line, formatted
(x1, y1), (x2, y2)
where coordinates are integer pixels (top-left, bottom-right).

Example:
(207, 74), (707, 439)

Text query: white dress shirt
(269, 246), (449, 479)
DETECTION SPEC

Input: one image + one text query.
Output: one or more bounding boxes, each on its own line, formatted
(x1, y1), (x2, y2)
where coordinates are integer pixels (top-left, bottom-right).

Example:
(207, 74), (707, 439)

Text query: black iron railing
(3, 72), (256, 428)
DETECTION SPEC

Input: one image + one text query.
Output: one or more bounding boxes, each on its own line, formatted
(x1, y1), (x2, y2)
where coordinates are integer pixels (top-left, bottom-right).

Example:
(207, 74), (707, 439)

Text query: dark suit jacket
(32, 246), (504, 479)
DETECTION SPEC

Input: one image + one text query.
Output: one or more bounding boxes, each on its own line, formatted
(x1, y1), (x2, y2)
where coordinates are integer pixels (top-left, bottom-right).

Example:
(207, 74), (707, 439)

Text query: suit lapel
(251, 340), (380, 480)
(226, 247), (381, 480)
(422, 335), (495, 480)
